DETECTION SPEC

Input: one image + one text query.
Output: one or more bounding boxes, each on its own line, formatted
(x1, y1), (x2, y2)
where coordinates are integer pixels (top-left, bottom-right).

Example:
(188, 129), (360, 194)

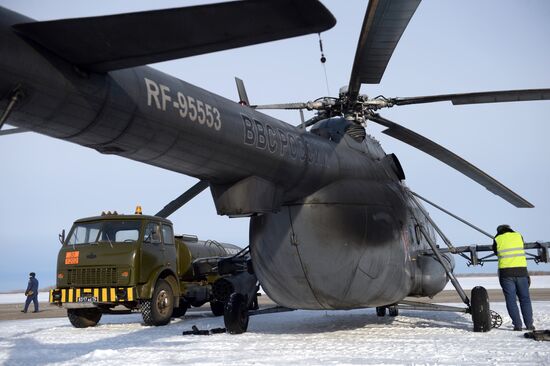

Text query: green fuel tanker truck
(50, 210), (243, 327)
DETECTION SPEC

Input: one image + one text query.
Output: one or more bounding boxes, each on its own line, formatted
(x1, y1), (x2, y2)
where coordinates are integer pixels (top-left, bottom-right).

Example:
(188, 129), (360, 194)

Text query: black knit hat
(29, 272), (35, 277)
(496, 225), (512, 234)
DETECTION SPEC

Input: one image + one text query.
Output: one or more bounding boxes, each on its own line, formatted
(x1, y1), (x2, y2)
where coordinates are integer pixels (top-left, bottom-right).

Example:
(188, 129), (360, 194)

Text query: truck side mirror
(58, 229), (65, 245)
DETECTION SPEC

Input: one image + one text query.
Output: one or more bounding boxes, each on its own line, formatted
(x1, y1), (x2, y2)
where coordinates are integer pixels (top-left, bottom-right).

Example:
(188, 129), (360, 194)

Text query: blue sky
(0, 0), (549, 291)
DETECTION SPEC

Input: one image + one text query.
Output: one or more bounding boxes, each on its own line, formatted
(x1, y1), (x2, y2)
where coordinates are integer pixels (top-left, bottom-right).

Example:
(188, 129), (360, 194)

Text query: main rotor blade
(348, 0), (421, 100)
(390, 88), (550, 106)
(14, 0), (336, 73)
(155, 180), (209, 219)
(253, 102), (320, 110)
(254, 103), (308, 110)
(368, 114), (533, 208)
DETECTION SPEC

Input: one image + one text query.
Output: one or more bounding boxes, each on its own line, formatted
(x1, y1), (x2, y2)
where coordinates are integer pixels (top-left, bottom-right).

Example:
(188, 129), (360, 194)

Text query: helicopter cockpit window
(144, 222), (161, 244)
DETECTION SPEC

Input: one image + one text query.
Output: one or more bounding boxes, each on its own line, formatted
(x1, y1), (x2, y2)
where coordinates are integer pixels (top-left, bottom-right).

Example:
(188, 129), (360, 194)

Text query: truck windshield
(66, 220), (142, 245)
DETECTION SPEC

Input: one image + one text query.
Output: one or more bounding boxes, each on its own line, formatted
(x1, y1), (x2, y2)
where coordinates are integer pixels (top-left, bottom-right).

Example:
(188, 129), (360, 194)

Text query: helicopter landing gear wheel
(224, 293), (249, 334)
(376, 306), (386, 317)
(471, 286), (491, 332)
(388, 305), (398, 317)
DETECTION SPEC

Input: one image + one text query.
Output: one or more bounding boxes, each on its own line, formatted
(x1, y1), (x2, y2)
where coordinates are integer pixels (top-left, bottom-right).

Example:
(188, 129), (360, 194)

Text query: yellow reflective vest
(495, 232), (527, 269)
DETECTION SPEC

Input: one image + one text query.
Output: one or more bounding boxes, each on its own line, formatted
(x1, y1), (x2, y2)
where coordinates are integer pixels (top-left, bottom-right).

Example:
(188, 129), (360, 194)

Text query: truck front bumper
(50, 287), (137, 307)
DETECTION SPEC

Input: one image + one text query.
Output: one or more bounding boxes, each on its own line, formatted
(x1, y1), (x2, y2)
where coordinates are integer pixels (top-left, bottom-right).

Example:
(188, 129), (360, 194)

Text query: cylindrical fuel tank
(176, 236), (241, 279)
(250, 179), (415, 310)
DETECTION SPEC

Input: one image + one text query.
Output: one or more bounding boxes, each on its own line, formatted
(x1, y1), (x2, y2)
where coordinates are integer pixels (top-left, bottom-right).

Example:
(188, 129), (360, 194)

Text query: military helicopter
(1, 0), (549, 334)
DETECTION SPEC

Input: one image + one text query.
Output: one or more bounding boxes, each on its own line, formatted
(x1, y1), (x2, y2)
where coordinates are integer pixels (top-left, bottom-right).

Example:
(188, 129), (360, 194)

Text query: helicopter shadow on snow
(388, 309), (473, 331)
(244, 308), (472, 335)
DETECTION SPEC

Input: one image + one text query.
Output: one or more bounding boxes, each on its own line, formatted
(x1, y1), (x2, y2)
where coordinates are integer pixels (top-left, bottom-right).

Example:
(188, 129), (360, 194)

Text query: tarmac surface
(1, 289), (548, 322)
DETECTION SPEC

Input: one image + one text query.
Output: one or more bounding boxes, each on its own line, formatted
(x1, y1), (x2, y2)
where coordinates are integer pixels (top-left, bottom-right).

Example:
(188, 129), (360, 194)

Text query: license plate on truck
(77, 296), (98, 303)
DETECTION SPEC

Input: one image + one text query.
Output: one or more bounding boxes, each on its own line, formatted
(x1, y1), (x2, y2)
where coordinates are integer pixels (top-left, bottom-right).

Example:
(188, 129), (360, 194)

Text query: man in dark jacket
(22, 272), (39, 313)
(493, 225), (534, 331)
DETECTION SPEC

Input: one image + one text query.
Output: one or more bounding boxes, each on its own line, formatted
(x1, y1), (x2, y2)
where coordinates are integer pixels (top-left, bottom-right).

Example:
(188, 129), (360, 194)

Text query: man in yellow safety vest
(493, 224), (534, 331)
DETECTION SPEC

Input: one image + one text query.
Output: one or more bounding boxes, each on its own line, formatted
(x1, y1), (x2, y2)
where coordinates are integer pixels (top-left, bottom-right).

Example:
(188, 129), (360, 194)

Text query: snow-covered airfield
(1, 280), (550, 366)
(1, 303), (549, 365)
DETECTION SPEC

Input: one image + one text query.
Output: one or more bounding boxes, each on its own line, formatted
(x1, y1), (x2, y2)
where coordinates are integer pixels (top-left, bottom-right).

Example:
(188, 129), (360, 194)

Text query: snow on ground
(1, 277), (549, 365)
(1, 302), (550, 366)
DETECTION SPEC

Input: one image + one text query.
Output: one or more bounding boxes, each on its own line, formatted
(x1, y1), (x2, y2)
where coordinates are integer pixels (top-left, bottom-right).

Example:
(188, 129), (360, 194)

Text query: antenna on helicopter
(318, 33), (330, 97)
(318, 33), (326, 64)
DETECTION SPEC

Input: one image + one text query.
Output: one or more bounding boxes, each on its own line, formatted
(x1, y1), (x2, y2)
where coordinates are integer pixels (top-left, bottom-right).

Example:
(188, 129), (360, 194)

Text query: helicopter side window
(144, 222), (161, 244)
(408, 226), (418, 245)
(414, 224), (422, 245)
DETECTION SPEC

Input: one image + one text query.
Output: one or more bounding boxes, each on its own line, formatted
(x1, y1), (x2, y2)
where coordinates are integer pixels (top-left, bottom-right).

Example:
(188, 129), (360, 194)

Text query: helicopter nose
(253, 232), (407, 310)
(251, 201), (410, 310)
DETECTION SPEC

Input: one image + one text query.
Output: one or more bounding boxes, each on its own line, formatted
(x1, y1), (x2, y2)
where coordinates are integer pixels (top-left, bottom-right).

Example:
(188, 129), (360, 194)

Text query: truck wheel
(142, 279), (174, 326)
(67, 308), (102, 328)
(224, 293), (249, 334)
(376, 307), (386, 317)
(388, 305), (399, 317)
(210, 300), (225, 317)
(471, 286), (491, 332)
(172, 299), (189, 318)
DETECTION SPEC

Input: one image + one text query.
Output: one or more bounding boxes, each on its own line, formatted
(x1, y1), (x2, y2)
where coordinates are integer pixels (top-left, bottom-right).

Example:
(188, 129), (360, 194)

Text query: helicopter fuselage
(0, 6), (452, 310)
